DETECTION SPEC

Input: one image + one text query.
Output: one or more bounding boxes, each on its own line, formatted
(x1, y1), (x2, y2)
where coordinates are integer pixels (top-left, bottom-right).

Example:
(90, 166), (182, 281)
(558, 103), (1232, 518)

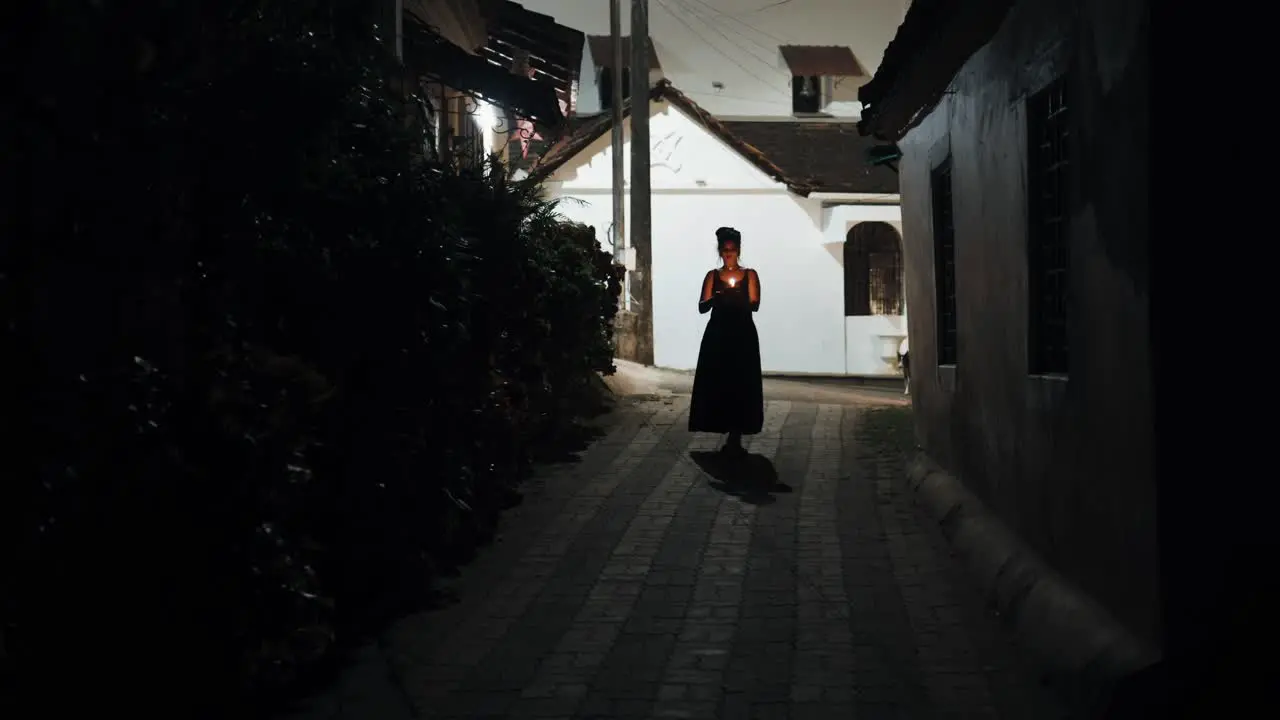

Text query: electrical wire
(667, 0), (781, 63)
(659, 0), (783, 78)
(753, 0), (798, 13)
(681, 0), (792, 45)
(652, 0), (790, 96)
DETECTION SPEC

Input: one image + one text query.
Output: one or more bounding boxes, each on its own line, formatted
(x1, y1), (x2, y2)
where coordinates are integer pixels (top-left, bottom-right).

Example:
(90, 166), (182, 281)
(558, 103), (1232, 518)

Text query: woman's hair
(715, 226), (741, 249)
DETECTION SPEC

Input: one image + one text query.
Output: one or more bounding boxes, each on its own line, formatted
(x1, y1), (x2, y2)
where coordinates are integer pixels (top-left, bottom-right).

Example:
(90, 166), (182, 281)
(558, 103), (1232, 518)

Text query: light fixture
(472, 98), (496, 157)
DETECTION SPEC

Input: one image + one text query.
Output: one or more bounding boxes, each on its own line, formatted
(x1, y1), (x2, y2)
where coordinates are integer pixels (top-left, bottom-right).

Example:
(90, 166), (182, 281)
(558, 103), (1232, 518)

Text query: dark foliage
(0, 2), (620, 715)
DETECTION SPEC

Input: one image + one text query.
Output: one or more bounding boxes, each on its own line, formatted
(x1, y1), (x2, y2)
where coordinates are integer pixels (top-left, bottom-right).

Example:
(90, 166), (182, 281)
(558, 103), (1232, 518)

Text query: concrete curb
(761, 372), (904, 391)
(603, 360), (678, 398)
(906, 452), (1160, 711)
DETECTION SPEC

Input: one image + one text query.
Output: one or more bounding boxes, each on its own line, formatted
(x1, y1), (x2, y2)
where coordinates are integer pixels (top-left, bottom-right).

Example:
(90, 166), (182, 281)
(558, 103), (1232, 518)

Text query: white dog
(898, 336), (910, 395)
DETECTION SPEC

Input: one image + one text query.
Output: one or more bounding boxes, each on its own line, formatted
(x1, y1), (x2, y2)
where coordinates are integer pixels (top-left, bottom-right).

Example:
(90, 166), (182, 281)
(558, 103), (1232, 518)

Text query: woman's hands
(698, 270), (718, 314)
(698, 269), (756, 314)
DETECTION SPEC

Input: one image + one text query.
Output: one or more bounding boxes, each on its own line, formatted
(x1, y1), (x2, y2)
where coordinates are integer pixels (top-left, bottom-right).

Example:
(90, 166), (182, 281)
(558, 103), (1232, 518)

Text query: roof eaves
(654, 81), (805, 193)
(527, 80), (816, 196)
(858, 0), (1014, 140)
(524, 82), (667, 183)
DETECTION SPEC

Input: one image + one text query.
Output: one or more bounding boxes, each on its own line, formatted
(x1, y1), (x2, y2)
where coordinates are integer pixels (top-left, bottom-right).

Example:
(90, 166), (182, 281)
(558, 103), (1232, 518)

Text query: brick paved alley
(283, 388), (1068, 719)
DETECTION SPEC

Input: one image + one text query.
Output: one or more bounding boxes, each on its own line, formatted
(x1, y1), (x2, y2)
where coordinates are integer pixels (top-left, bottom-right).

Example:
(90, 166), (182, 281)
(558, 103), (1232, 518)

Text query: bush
(0, 1), (619, 715)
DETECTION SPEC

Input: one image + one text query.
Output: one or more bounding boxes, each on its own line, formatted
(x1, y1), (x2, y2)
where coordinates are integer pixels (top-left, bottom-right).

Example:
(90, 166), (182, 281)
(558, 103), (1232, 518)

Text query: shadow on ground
(691, 450), (792, 505)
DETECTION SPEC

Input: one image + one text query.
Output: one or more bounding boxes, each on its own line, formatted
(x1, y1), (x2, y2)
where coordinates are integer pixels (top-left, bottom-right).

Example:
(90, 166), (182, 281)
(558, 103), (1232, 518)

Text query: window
(843, 222), (903, 317)
(415, 81), (448, 160)
(586, 35), (660, 108)
(1026, 76), (1071, 375)
(598, 66), (631, 110)
(791, 75), (823, 114)
(868, 249), (903, 316)
(932, 156), (958, 365)
(446, 94), (484, 170)
(779, 45), (864, 115)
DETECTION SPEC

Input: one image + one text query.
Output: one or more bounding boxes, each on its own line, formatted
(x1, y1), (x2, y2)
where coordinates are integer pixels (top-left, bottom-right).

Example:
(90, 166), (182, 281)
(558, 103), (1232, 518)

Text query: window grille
(931, 156), (958, 365)
(843, 222), (902, 317)
(1026, 76), (1071, 374)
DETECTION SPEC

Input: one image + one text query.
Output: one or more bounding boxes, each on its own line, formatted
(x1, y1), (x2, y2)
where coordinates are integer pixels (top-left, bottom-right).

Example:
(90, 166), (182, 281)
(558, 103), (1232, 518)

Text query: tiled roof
(526, 81), (790, 187)
(857, 0), (1014, 140)
(527, 80), (896, 196)
(720, 121), (898, 195)
(523, 103), (640, 183)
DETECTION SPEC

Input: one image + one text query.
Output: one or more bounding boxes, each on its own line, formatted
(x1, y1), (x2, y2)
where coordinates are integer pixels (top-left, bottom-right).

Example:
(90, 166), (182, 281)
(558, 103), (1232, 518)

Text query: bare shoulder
(745, 267), (760, 278)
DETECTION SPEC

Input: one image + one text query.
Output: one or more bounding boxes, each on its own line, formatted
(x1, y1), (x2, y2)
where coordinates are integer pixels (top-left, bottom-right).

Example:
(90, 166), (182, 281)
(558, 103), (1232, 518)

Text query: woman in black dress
(688, 227), (764, 453)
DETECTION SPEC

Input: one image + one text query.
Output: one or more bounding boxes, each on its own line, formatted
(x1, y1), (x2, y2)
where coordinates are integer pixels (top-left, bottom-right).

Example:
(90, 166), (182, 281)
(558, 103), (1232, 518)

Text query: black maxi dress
(688, 269), (765, 435)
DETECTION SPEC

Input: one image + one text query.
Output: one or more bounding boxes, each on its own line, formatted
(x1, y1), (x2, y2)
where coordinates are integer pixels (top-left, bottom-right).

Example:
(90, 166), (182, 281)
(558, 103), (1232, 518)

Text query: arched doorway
(843, 222), (904, 317)
(842, 221), (906, 375)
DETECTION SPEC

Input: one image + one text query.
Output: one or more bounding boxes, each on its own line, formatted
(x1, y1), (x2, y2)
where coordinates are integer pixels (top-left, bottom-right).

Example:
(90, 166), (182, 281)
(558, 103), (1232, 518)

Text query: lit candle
(728, 277), (737, 288)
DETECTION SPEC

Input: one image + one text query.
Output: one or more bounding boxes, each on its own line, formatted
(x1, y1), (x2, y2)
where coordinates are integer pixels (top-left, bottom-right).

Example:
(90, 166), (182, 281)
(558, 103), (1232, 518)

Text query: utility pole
(629, 0), (654, 366)
(609, 0), (628, 311)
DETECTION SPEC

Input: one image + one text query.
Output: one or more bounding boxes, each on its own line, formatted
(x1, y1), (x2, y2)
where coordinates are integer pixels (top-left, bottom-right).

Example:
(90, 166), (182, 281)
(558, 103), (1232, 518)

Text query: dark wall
(897, 0), (1153, 645)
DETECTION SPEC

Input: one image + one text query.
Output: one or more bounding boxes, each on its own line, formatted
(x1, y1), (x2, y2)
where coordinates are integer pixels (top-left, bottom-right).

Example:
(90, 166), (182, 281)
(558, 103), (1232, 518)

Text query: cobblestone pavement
(281, 394), (1066, 719)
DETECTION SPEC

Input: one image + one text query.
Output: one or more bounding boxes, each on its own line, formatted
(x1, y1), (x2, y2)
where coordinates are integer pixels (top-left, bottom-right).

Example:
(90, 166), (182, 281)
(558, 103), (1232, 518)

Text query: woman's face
(719, 242), (740, 266)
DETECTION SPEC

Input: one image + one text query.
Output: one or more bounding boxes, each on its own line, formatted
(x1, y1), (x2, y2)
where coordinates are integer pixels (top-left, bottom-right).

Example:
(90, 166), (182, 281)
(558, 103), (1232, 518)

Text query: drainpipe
(610, 0), (628, 311)
(629, 0), (654, 365)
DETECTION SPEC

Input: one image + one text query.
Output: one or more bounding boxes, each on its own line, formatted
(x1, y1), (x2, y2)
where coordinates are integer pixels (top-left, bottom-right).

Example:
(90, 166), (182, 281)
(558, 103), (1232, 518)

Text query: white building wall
(574, 36), (602, 115)
(544, 100), (903, 376)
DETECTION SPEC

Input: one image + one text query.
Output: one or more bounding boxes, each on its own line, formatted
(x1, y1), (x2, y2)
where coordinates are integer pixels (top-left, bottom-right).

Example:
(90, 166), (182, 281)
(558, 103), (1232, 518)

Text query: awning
(403, 13), (564, 127)
(586, 35), (662, 70)
(779, 45), (865, 77)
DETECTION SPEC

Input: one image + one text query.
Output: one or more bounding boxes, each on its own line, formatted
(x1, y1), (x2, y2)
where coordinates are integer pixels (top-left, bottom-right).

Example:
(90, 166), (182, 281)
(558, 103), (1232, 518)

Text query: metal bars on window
(1026, 77), (1070, 375)
(868, 251), (904, 316)
(791, 75), (822, 114)
(447, 93), (485, 170)
(931, 156), (958, 365)
(415, 80), (496, 171)
(844, 222), (902, 317)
